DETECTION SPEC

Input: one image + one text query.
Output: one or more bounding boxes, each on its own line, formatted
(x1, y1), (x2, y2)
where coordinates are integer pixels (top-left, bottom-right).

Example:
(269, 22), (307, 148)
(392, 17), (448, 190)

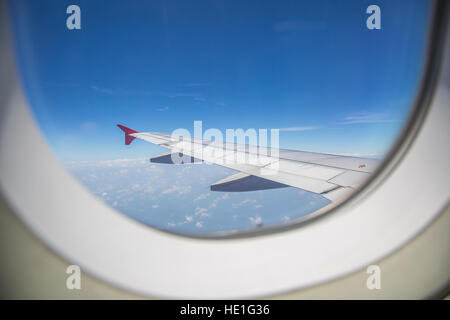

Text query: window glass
(8, 0), (431, 236)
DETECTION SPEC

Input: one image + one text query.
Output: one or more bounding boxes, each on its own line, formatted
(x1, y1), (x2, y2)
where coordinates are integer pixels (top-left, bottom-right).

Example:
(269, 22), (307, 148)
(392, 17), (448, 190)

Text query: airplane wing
(117, 124), (380, 203)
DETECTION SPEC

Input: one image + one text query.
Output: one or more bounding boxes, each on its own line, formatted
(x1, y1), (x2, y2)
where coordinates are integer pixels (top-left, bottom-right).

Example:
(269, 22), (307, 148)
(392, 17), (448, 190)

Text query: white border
(0, 6), (449, 299)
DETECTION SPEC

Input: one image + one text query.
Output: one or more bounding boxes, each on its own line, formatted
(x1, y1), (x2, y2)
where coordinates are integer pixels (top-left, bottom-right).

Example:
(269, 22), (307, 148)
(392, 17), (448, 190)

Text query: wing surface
(118, 125), (380, 202)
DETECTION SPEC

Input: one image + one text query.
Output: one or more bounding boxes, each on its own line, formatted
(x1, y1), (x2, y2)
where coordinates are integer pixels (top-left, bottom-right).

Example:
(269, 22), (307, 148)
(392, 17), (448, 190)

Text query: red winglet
(117, 124), (139, 145)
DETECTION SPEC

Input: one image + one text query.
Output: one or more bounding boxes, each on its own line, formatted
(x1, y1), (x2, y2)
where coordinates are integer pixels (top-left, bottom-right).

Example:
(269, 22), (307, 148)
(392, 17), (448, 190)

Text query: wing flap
(150, 152), (202, 164)
(265, 159), (345, 180)
(247, 167), (340, 194)
(328, 170), (371, 188)
(322, 187), (354, 202)
(210, 172), (288, 192)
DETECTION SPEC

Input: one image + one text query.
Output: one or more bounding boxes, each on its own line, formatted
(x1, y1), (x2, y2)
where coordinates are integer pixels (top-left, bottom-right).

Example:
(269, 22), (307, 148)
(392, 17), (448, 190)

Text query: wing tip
(117, 124), (139, 145)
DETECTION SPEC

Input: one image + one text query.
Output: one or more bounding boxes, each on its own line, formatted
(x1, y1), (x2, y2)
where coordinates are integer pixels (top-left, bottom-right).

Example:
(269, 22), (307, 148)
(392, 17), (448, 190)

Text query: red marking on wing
(117, 124), (139, 145)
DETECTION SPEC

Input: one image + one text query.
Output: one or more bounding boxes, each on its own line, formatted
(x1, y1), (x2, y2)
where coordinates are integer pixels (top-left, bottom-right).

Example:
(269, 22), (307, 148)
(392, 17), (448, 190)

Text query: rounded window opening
(8, 0), (432, 236)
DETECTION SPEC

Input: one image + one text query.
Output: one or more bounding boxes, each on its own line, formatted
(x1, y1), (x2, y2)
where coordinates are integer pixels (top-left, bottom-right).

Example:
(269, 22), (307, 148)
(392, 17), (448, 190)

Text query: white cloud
(195, 221), (203, 228)
(209, 193), (230, 208)
(249, 216), (263, 225)
(156, 106), (169, 112)
(195, 207), (209, 217)
(178, 185), (192, 195)
(233, 198), (257, 208)
(194, 193), (210, 202)
(66, 156), (331, 235)
(67, 158), (148, 168)
(144, 186), (155, 194)
(278, 126), (319, 132)
(161, 185), (192, 195)
(161, 186), (176, 195)
(338, 113), (400, 125)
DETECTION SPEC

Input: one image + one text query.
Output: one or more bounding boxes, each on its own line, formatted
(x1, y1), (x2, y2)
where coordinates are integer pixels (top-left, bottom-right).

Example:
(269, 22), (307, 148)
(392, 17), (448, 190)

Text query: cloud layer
(67, 158), (329, 235)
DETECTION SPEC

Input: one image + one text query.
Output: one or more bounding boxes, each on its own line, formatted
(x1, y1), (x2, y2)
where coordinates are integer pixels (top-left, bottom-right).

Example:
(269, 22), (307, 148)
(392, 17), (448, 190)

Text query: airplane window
(7, 0), (432, 236)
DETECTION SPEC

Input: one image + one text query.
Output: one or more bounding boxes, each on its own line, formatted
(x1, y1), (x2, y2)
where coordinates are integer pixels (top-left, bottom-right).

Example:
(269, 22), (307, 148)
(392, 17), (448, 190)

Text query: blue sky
(9, 0), (430, 161)
(7, 1), (432, 235)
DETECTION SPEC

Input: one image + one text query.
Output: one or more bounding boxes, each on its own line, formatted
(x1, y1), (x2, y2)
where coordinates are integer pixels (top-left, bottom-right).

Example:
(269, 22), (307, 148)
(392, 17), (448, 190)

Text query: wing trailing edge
(211, 172), (288, 192)
(150, 152), (202, 164)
